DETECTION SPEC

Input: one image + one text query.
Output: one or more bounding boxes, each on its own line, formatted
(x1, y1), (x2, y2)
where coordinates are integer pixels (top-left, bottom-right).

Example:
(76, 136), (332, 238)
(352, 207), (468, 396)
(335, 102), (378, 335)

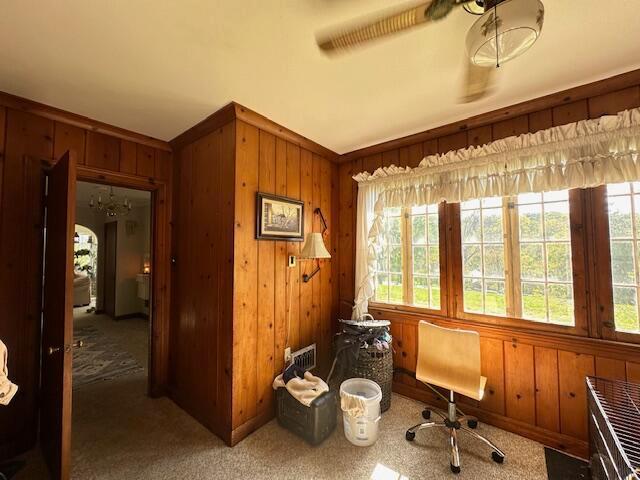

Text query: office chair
(405, 321), (505, 474)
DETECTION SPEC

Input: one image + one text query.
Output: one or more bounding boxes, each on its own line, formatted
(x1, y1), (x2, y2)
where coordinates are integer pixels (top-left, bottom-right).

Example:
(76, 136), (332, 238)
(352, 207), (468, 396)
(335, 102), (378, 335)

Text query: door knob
(47, 341), (84, 355)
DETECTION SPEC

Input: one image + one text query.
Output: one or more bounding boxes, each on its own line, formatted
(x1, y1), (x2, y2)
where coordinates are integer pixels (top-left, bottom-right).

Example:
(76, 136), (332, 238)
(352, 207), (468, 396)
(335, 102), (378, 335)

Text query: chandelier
(89, 187), (131, 217)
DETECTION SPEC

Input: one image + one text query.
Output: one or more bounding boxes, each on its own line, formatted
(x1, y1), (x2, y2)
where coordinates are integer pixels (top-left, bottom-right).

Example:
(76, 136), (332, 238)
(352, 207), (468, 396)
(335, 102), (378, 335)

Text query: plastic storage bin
(340, 378), (382, 447)
(275, 387), (337, 445)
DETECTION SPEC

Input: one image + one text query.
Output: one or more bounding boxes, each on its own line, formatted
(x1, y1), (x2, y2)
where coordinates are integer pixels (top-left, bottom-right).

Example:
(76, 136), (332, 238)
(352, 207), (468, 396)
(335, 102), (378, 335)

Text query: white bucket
(339, 378), (382, 447)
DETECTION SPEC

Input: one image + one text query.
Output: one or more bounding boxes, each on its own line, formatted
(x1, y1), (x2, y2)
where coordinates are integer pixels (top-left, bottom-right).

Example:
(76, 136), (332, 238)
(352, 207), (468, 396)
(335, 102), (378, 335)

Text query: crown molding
(170, 102), (338, 161)
(0, 90), (171, 151)
(338, 68), (640, 163)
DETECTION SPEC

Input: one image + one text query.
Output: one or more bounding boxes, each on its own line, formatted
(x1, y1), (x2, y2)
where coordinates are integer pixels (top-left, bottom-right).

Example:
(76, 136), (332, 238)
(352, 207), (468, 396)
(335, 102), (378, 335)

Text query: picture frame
(256, 193), (304, 241)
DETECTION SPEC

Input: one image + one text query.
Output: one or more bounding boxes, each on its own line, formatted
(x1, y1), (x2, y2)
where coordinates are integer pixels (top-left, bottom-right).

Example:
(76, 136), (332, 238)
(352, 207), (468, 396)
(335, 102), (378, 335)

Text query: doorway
(72, 181), (152, 392)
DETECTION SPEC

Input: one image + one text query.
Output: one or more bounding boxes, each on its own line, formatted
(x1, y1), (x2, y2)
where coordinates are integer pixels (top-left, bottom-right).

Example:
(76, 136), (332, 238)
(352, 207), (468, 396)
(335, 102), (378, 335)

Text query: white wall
(75, 200), (150, 317)
(115, 205), (150, 317)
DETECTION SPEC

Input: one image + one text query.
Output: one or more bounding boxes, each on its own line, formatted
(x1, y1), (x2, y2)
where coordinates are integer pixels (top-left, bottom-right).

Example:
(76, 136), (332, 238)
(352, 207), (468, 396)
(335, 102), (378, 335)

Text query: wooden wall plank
(627, 362), (640, 384)
(534, 347), (560, 433)
(492, 114), (529, 140)
(558, 350), (594, 440)
(504, 341), (536, 424)
(528, 109), (553, 133)
(0, 109), (53, 457)
(338, 162), (355, 307)
(589, 86), (640, 118)
(401, 323), (417, 388)
(595, 357), (626, 380)
(86, 131), (119, 171)
(0, 107), (4, 213)
(319, 157), (333, 371)
(362, 153), (382, 174)
(467, 125), (492, 147)
(480, 337), (505, 415)
(273, 138), (288, 374)
(119, 140), (137, 174)
(407, 143), (424, 168)
(233, 121), (259, 427)
(299, 149), (314, 348)
(312, 154), (322, 364)
(217, 121), (236, 430)
(381, 149), (399, 168)
(257, 130), (276, 415)
(136, 143), (155, 178)
(155, 149), (172, 182)
(53, 122), (85, 164)
(286, 142), (301, 350)
(437, 131), (467, 153)
(552, 99), (589, 126)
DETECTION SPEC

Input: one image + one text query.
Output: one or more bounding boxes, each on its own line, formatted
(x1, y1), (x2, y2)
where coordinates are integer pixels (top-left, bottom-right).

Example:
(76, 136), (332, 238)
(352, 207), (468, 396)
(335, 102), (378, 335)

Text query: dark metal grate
(587, 376), (640, 480)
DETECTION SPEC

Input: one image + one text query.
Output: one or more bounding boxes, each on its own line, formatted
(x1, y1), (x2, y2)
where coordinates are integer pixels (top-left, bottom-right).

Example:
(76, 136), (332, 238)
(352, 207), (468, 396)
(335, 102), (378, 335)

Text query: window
(374, 205), (441, 309)
(460, 190), (575, 326)
(375, 207), (404, 304)
(410, 205), (441, 309)
(606, 182), (640, 334)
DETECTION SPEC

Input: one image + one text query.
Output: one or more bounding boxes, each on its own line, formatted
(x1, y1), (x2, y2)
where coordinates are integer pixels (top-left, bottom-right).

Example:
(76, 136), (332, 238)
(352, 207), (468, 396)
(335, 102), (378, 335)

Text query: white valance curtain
(352, 107), (640, 319)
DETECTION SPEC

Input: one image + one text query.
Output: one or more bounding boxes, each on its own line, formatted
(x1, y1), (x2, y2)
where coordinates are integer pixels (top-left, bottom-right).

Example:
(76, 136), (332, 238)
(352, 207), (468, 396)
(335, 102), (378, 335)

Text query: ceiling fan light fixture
(466, 0), (544, 68)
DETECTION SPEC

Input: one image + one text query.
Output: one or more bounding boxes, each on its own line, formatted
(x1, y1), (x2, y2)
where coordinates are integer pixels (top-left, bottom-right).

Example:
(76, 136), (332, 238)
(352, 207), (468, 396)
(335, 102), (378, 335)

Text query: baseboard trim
(392, 382), (589, 459)
(229, 409), (275, 447)
(114, 312), (149, 321)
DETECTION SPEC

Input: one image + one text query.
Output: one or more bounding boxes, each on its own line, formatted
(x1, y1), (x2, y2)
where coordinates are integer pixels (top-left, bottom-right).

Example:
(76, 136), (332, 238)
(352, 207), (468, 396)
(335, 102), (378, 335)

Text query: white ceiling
(1, 1), (639, 154)
(76, 181), (150, 208)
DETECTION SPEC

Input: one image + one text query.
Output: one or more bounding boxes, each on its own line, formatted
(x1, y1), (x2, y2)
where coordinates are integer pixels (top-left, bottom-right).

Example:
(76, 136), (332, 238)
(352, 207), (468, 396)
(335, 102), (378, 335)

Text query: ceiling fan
(317, 0), (545, 103)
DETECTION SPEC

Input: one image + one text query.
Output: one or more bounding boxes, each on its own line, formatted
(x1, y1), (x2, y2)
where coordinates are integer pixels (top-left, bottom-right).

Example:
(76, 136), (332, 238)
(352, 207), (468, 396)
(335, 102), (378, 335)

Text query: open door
(40, 151), (77, 480)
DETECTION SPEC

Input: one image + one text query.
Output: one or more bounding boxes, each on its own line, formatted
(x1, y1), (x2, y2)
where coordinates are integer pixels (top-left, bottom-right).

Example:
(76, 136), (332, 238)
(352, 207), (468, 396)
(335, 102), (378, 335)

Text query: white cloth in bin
(272, 371), (329, 407)
(340, 391), (367, 418)
(0, 339), (18, 406)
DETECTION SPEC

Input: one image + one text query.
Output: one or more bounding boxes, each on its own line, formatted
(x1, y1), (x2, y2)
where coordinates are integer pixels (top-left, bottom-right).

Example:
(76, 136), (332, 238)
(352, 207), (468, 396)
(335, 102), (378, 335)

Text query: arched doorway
(74, 224), (98, 307)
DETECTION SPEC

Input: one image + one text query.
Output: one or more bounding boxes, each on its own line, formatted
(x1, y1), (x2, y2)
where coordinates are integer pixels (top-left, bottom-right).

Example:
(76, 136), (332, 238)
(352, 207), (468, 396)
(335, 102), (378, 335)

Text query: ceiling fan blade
(460, 61), (495, 103)
(317, 2), (433, 54)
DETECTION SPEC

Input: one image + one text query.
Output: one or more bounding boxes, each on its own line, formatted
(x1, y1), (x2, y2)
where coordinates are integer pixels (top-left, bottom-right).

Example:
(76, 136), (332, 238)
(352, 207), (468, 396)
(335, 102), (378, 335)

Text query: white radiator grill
(292, 343), (316, 371)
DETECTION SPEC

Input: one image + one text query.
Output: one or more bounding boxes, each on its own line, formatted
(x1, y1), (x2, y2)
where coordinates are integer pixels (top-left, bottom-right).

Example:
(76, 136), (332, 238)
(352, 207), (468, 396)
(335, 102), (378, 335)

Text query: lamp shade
(300, 233), (331, 259)
(466, 0), (544, 68)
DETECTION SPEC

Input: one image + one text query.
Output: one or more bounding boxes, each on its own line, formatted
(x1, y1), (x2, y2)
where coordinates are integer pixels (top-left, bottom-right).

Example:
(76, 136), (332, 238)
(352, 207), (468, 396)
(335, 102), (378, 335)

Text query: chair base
(405, 393), (505, 474)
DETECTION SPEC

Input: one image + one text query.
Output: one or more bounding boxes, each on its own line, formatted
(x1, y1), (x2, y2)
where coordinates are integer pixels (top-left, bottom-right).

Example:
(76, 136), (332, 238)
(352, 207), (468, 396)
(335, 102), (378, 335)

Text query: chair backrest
(416, 321), (483, 401)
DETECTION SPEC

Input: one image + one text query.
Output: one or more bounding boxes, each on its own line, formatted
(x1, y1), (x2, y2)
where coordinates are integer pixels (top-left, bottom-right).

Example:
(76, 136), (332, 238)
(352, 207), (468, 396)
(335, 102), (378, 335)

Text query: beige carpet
(16, 311), (548, 479)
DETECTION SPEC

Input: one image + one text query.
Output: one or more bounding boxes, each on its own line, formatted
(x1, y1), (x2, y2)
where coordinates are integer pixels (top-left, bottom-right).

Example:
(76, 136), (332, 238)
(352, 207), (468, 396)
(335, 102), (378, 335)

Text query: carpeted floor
(16, 310), (550, 479)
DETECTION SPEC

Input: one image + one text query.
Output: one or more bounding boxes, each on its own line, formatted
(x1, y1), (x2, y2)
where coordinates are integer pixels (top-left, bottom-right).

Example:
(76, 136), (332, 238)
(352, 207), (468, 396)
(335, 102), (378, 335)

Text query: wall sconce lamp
(300, 208), (331, 283)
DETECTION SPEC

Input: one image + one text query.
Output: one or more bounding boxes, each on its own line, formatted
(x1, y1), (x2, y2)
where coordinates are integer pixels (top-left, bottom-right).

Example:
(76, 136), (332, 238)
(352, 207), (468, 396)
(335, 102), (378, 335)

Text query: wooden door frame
(69, 163), (171, 397)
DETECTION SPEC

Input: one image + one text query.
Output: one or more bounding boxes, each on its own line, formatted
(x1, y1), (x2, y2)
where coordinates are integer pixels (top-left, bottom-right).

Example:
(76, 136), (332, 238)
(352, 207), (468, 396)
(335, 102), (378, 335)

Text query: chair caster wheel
(492, 451), (505, 464)
(405, 430), (415, 441)
(422, 409), (431, 420)
(467, 419), (478, 429)
(450, 463), (461, 474)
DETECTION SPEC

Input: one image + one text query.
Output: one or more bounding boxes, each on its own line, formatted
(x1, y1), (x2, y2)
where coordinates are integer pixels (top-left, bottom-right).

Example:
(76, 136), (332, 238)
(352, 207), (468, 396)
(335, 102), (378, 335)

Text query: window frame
(368, 186), (640, 343)
(449, 190), (590, 336)
(592, 185), (640, 344)
(369, 202), (449, 317)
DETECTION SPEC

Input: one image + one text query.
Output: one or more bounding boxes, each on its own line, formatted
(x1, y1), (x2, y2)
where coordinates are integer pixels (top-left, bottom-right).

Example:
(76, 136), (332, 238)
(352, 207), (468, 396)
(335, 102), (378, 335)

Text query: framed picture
(256, 193), (304, 241)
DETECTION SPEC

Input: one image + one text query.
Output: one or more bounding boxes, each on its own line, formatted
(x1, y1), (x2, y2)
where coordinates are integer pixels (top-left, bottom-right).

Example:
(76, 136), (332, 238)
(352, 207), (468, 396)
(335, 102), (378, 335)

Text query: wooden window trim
(371, 202), (448, 316)
(450, 195), (590, 337)
(592, 185), (640, 344)
(371, 187), (640, 344)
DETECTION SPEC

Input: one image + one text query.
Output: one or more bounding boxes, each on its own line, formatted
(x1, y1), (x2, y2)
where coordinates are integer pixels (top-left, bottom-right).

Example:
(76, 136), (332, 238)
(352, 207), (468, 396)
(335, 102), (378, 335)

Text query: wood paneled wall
(169, 120), (236, 441)
(0, 96), (172, 460)
(337, 71), (640, 457)
(231, 120), (337, 444)
(169, 105), (338, 446)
